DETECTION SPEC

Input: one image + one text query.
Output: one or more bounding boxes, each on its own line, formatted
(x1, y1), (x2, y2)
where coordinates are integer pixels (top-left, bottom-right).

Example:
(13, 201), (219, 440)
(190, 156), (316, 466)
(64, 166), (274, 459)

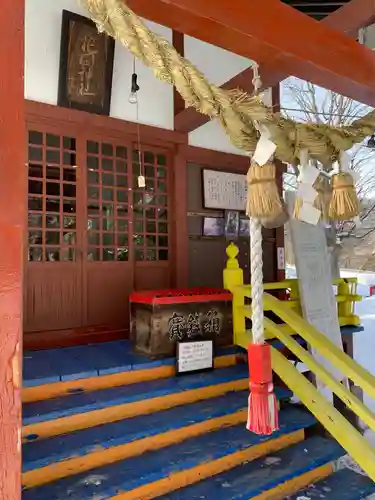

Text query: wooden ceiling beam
(125, 0), (375, 132)
(175, 0), (373, 134)
(175, 0), (375, 133)
(323, 0), (375, 36)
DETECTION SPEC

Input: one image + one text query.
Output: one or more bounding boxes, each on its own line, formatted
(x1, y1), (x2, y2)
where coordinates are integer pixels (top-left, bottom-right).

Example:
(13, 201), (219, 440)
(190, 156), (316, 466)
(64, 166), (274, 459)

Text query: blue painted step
(158, 436), (343, 500)
(23, 391), (250, 472)
(23, 341), (243, 387)
(23, 365), (256, 427)
(289, 468), (375, 499)
(22, 405), (316, 500)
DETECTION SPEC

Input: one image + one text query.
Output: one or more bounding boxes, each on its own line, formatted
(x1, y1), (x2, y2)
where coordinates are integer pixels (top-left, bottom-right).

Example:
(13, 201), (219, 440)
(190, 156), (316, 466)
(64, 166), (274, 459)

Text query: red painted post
(173, 145), (189, 287)
(0, 0), (25, 498)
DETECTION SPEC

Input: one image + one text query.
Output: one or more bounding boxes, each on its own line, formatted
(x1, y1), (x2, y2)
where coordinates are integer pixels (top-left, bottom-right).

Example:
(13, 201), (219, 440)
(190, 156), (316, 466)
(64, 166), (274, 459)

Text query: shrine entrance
(24, 105), (173, 347)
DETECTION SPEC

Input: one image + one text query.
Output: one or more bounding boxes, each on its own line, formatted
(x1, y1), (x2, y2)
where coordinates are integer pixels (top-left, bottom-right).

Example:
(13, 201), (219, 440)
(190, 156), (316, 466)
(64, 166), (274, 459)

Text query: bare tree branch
(282, 77), (375, 270)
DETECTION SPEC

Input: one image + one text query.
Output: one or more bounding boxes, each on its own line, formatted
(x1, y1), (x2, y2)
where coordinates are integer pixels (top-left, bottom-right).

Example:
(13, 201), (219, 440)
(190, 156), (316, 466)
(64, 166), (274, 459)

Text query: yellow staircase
(224, 242), (375, 482)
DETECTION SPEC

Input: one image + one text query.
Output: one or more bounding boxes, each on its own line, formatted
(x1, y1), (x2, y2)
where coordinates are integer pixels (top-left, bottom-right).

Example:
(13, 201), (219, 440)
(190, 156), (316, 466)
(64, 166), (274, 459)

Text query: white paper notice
(277, 247), (285, 270)
(298, 163), (320, 186)
(253, 134), (277, 166)
(298, 203), (321, 226)
(177, 341), (213, 373)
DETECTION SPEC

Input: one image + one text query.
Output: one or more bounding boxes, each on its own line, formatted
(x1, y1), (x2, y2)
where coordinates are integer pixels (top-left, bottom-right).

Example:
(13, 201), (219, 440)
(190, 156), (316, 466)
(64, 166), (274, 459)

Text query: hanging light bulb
(128, 90), (138, 104)
(128, 59), (140, 104)
(367, 134), (375, 148)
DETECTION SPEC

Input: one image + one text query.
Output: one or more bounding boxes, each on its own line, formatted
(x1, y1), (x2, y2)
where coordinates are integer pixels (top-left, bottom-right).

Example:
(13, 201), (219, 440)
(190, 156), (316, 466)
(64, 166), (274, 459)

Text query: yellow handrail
(264, 317), (375, 433)
(263, 293), (375, 402)
(223, 242), (375, 480)
(271, 348), (375, 481)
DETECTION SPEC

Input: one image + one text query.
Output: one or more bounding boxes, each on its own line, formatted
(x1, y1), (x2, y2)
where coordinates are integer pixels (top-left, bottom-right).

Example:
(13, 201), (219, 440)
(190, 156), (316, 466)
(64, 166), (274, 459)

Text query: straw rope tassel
(329, 154), (360, 221)
(247, 217), (279, 435)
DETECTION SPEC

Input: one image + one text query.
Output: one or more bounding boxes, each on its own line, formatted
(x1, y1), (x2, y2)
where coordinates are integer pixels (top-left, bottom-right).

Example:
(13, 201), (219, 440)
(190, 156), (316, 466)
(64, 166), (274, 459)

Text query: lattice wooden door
(25, 120), (173, 338)
(25, 128), (84, 332)
(132, 146), (171, 290)
(83, 137), (135, 327)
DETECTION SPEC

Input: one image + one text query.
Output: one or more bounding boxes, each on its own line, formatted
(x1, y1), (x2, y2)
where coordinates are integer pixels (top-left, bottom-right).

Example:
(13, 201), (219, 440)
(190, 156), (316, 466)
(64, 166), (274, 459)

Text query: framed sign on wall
(58, 10), (115, 116)
(202, 169), (247, 211)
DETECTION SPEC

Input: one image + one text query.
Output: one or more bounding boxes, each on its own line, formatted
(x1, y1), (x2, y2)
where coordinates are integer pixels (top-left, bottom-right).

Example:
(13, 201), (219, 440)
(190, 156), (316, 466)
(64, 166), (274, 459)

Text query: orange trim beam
(165, 0), (375, 133)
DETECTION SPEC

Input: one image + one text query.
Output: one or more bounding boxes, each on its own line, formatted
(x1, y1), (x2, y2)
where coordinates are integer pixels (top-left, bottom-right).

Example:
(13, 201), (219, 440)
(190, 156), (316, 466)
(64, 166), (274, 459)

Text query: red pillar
(173, 145), (189, 287)
(0, 0), (25, 498)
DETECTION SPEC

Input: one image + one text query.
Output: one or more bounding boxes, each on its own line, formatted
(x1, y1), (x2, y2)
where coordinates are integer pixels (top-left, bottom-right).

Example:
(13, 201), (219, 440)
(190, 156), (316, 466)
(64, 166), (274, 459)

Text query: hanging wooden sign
(58, 10), (115, 116)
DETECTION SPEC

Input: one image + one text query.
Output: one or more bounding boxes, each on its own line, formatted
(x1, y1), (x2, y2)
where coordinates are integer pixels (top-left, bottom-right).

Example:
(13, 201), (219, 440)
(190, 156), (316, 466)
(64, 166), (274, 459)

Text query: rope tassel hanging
(246, 162), (284, 220)
(247, 217), (279, 435)
(246, 65), (278, 436)
(329, 153), (360, 221)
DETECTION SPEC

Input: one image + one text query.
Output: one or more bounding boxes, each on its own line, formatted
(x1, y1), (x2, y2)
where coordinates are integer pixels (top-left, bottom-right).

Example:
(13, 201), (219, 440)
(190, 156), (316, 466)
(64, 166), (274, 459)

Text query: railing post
(223, 243), (245, 345)
(337, 279), (361, 326)
(289, 279), (301, 316)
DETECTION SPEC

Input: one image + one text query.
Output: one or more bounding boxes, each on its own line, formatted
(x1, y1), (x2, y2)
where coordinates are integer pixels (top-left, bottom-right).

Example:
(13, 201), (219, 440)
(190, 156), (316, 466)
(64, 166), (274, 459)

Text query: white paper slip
(298, 163), (320, 186)
(299, 148), (309, 167)
(253, 134), (277, 166)
(339, 150), (351, 172)
(297, 183), (318, 204)
(298, 202), (321, 225)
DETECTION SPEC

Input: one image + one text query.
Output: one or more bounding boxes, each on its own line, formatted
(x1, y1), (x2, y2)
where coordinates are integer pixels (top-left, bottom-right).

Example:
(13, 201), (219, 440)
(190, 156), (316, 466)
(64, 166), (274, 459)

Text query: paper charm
(298, 162), (319, 185)
(298, 202), (321, 225)
(297, 183), (318, 204)
(299, 148), (309, 168)
(253, 125), (277, 166)
(339, 151), (351, 172)
(138, 175), (146, 188)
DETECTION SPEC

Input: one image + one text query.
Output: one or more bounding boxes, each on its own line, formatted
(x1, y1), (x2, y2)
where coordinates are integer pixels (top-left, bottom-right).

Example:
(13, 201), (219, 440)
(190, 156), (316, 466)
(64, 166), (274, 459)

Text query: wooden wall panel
(187, 162), (277, 289)
(24, 265), (82, 332)
(135, 263), (171, 290)
(85, 263), (133, 328)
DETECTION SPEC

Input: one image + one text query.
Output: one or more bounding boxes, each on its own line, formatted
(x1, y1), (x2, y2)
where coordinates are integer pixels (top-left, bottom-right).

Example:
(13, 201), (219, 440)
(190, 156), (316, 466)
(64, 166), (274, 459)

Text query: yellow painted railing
(224, 243), (375, 481)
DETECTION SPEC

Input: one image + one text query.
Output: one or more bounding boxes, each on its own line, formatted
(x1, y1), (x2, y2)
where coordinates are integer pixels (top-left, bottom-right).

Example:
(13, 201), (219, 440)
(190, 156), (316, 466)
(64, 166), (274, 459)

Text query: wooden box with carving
(129, 288), (233, 358)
